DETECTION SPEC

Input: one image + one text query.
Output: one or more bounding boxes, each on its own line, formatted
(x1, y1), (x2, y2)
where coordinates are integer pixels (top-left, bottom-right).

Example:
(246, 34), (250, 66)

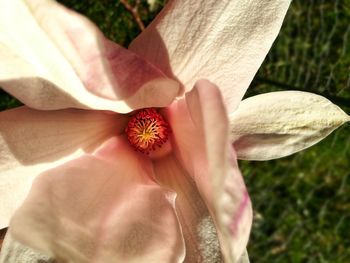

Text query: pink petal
(9, 137), (185, 262)
(130, 0), (291, 113)
(164, 80), (253, 262)
(0, 0), (179, 113)
(153, 154), (223, 262)
(0, 107), (125, 229)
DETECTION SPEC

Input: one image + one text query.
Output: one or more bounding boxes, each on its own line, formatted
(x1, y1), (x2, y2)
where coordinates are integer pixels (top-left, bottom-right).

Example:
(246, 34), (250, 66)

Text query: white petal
(130, 0), (291, 112)
(153, 154), (222, 263)
(165, 80), (253, 262)
(0, 232), (53, 263)
(238, 250), (250, 263)
(230, 91), (350, 160)
(0, 107), (125, 228)
(9, 137), (184, 263)
(0, 0), (179, 113)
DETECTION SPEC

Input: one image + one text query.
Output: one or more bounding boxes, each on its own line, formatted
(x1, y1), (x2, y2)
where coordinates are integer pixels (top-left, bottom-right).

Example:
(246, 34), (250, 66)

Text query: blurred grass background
(1, 0), (349, 262)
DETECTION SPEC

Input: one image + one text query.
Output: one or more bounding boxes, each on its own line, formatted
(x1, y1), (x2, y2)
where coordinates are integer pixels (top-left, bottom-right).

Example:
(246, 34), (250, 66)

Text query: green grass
(242, 1), (350, 261)
(241, 125), (350, 262)
(0, 90), (22, 111)
(1, 1), (349, 262)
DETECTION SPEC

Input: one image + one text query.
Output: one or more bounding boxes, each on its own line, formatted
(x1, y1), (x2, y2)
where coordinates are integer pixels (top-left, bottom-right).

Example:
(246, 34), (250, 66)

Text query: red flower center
(125, 108), (170, 154)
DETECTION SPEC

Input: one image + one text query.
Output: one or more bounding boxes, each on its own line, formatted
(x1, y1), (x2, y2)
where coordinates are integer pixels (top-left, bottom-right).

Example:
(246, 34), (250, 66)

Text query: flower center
(125, 108), (170, 154)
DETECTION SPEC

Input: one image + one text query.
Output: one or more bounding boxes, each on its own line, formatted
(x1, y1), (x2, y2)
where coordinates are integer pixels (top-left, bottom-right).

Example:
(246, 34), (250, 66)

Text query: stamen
(125, 108), (170, 154)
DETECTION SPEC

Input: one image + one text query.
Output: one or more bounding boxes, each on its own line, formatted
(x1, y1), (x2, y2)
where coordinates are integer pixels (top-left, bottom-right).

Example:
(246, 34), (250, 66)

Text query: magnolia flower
(0, 0), (349, 262)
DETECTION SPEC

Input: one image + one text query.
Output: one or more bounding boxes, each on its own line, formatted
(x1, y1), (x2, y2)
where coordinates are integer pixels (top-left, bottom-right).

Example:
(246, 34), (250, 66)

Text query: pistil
(125, 108), (170, 154)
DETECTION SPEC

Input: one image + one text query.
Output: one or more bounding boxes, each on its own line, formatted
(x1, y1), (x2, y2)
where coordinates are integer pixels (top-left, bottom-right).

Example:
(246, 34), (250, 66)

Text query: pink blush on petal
(229, 190), (250, 236)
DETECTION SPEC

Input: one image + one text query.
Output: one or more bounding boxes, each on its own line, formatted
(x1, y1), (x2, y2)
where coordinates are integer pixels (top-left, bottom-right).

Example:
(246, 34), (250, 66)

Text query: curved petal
(9, 137), (185, 263)
(238, 250), (250, 263)
(229, 91), (350, 160)
(164, 80), (253, 262)
(130, 0), (291, 112)
(0, 0), (179, 113)
(0, 107), (125, 228)
(153, 154), (223, 263)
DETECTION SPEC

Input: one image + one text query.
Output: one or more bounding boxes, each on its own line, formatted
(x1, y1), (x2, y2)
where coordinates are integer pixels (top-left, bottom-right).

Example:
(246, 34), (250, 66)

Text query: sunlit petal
(130, 0), (291, 112)
(153, 154), (223, 263)
(9, 137), (185, 263)
(0, 0), (179, 112)
(165, 80), (252, 262)
(238, 250), (250, 263)
(230, 91), (350, 160)
(0, 107), (125, 228)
